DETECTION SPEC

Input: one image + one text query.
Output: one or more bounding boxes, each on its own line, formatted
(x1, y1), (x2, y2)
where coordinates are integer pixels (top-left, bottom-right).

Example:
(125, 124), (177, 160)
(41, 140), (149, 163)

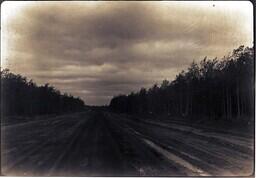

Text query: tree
(1, 69), (85, 116)
(109, 46), (254, 123)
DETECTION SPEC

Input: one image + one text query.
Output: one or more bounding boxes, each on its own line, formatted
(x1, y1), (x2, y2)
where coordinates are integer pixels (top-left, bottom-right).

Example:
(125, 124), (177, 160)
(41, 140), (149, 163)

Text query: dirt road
(1, 111), (254, 176)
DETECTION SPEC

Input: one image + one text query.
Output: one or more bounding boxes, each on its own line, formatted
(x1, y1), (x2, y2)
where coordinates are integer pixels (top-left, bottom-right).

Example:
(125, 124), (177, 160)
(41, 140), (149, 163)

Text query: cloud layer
(2, 1), (253, 105)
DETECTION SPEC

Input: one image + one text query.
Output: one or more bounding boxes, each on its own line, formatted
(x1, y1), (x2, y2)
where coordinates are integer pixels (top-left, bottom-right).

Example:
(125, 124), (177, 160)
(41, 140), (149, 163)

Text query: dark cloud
(2, 1), (253, 105)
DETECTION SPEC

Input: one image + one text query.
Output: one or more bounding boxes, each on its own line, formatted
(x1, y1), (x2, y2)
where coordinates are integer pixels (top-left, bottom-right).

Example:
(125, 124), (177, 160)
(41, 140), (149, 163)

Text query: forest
(1, 69), (85, 116)
(109, 46), (254, 122)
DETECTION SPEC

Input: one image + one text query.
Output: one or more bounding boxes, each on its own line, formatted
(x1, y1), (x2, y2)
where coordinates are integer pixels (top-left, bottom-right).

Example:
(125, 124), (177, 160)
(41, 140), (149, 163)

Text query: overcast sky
(1, 1), (253, 105)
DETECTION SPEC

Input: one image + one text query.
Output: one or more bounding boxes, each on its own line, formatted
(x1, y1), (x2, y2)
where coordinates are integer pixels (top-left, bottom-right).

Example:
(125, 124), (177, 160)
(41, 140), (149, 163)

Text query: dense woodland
(1, 46), (254, 121)
(1, 69), (85, 116)
(109, 46), (254, 121)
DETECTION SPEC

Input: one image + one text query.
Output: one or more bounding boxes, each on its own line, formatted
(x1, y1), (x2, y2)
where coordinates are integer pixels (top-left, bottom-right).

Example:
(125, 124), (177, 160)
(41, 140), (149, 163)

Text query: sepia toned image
(0, 1), (254, 176)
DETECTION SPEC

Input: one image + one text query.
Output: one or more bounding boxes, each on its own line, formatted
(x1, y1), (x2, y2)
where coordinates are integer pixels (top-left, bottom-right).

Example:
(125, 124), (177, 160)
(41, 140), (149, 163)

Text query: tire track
(123, 115), (253, 155)
(2, 115), (88, 176)
(106, 112), (252, 176)
(47, 118), (90, 176)
(105, 115), (190, 176)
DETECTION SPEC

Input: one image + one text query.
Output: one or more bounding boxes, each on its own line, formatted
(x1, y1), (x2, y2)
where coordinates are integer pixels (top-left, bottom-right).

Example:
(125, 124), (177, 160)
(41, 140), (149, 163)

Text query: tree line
(1, 69), (85, 116)
(109, 46), (254, 121)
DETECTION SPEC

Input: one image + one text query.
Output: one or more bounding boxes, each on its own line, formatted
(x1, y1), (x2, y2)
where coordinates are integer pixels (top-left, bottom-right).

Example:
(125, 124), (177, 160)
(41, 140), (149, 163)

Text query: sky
(1, 1), (253, 105)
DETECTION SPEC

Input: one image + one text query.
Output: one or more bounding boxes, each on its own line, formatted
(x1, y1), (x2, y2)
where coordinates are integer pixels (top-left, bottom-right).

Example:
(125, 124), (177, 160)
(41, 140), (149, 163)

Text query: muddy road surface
(1, 111), (254, 176)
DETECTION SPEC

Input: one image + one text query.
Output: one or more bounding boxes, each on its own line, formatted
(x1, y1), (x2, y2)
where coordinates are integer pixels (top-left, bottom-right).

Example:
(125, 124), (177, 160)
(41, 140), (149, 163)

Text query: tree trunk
(236, 82), (240, 118)
(226, 87), (230, 120)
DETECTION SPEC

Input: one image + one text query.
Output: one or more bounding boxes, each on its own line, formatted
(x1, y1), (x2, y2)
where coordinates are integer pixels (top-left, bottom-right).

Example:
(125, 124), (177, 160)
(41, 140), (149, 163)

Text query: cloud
(2, 1), (253, 105)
